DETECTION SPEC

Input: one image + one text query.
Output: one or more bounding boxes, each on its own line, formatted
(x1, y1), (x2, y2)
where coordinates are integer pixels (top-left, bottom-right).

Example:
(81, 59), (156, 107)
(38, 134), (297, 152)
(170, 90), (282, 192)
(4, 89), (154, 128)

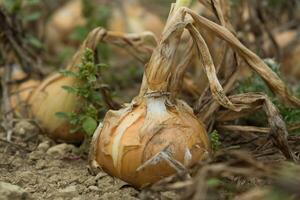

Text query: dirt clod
(46, 143), (76, 157)
(0, 181), (31, 200)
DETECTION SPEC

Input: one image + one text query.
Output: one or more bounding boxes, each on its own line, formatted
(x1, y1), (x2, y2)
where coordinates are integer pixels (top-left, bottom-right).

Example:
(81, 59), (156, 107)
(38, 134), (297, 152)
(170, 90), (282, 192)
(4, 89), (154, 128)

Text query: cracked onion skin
(90, 96), (210, 188)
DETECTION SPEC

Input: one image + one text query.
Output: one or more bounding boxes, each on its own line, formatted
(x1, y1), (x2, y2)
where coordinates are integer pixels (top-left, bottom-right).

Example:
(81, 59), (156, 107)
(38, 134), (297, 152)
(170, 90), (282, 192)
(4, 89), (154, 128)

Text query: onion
(28, 74), (84, 143)
(26, 28), (105, 143)
(45, 0), (85, 53)
(90, 95), (209, 187)
(108, 0), (164, 37)
(46, 0), (163, 53)
(89, 1), (210, 188)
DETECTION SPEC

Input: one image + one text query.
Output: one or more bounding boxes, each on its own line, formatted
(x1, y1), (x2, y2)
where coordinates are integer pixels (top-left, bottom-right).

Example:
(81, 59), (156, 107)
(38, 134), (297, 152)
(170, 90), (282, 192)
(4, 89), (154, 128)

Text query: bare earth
(0, 120), (143, 200)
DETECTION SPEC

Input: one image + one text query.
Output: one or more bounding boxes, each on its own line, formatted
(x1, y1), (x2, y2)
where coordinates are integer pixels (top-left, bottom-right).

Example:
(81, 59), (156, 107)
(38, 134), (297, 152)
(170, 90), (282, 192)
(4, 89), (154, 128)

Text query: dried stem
(185, 8), (300, 107)
(1, 65), (14, 141)
(216, 93), (295, 161)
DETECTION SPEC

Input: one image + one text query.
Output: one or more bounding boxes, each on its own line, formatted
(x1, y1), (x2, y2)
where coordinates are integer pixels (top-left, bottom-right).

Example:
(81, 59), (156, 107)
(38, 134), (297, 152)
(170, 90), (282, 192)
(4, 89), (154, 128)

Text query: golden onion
(45, 0), (163, 54)
(89, 95), (209, 187)
(28, 75), (84, 143)
(45, 0), (85, 53)
(108, 0), (164, 37)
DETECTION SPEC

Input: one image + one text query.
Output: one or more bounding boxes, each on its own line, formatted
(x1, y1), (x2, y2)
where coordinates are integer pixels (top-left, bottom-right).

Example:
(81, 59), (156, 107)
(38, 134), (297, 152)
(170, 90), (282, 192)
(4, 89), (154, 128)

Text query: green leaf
(26, 36), (43, 49)
(59, 70), (77, 77)
(87, 75), (96, 83)
(24, 12), (41, 21)
(4, 0), (22, 13)
(90, 91), (101, 102)
(70, 126), (81, 134)
(207, 178), (222, 187)
(61, 85), (77, 94)
(26, 0), (40, 5)
(55, 112), (69, 119)
(70, 26), (89, 42)
(82, 117), (97, 136)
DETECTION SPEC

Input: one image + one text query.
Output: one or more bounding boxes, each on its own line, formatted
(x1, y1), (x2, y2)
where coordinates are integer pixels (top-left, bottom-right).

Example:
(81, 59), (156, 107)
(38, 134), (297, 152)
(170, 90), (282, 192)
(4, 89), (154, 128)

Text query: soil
(0, 120), (142, 200)
(1, 120), (299, 200)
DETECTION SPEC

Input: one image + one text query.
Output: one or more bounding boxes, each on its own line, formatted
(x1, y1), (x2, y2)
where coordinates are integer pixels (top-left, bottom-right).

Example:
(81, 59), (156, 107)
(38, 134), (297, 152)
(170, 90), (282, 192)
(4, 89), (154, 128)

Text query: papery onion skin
(90, 96), (210, 188)
(28, 75), (84, 143)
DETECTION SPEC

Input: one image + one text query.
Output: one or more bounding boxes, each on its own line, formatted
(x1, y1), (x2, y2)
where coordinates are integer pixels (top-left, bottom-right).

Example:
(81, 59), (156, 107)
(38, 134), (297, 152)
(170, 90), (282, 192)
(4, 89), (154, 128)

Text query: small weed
(237, 59), (300, 133)
(210, 130), (221, 153)
(56, 48), (107, 137)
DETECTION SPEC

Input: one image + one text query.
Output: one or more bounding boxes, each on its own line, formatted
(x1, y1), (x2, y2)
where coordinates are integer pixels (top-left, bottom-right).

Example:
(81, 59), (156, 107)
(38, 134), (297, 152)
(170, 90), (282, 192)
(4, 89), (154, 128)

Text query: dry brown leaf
(215, 92), (294, 160)
(185, 8), (300, 107)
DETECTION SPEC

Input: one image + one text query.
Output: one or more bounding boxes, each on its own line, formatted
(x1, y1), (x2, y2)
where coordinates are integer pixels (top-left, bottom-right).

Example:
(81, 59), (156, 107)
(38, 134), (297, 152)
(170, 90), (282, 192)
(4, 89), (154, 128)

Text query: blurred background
(0, 0), (299, 121)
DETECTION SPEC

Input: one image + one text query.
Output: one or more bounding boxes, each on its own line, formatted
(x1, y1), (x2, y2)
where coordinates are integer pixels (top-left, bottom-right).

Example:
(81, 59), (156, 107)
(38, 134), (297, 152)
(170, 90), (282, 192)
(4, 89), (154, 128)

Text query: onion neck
(144, 1), (191, 93)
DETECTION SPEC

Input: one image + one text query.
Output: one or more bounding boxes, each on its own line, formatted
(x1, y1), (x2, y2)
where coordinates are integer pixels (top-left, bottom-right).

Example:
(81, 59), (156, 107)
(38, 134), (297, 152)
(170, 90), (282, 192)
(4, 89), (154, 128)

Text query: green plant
(210, 130), (221, 153)
(70, 0), (111, 42)
(56, 48), (106, 136)
(2, 0), (44, 50)
(237, 59), (300, 130)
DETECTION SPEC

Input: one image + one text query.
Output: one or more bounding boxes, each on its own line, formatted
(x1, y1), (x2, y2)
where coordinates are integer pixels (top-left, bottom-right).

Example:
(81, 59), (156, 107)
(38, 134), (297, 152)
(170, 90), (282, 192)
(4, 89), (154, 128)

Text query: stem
(144, 1), (191, 93)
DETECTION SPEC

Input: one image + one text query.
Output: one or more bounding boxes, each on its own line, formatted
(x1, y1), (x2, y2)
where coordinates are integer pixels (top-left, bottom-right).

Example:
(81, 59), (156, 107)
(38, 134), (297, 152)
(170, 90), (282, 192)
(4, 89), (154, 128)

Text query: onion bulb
(89, 95), (209, 187)
(45, 0), (163, 53)
(108, 0), (164, 37)
(89, 2), (210, 188)
(28, 75), (84, 143)
(25, 28), (104, 143)
(45, 0), (85, 53)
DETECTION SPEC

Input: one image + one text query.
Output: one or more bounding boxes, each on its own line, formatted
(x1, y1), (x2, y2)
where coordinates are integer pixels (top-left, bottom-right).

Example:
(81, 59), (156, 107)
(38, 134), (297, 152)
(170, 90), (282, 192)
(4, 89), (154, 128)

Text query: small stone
(72, 197), (84, 200)
(161, 191), (180, 200)
(14, 120), (38, 136)
(0, 181), (31, 200)
(88, 185), (99, 192)
(57, 185), (78, 198)
(37, 141), (51, 152)
(35, 160), (47, 170)
(46, 143), (76, 157)
(99, 192), (121, 200)
(29, 151), (44, 161)
(84, 177), (96, 187)
(94, 172), (107, 181)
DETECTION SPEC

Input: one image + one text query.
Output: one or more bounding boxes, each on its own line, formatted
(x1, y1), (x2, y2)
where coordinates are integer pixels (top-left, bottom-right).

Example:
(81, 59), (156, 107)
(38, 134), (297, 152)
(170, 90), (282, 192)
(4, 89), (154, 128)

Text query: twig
(0, 138), (31, 153)
(217, 124), (300, 134)
(0, 8), (43, 76)
(1, 65), (14, 141)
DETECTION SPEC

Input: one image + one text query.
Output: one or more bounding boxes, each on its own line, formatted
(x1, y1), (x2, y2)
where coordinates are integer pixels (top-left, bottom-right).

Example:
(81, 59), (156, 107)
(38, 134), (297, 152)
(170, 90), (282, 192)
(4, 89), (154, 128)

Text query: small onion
(28, 75), (84, 143)
(45, 0), (85, 53)
(46, 0), (163, 53)
(108, 1), (164, 37)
